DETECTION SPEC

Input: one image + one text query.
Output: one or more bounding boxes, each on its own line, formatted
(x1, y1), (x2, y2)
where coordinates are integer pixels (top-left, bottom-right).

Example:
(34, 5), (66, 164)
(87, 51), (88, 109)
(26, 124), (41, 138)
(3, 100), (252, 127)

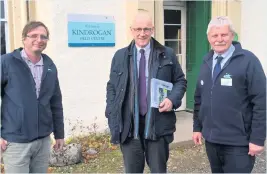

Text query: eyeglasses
(26, 34), (49, 41)
(132, 27), (153, 34)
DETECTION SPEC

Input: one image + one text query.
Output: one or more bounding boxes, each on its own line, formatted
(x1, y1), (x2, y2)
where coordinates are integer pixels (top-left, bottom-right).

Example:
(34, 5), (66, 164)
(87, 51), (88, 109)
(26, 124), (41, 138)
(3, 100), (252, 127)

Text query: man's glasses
(132, 27), (153, 34)
(26, 34), (49, 41)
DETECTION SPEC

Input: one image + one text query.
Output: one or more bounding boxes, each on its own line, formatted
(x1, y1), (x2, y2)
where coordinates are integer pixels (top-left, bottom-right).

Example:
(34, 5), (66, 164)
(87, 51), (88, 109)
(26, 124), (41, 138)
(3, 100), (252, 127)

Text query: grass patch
(48, 131), (122, 173)
(49, 150), (123, 173)
(65, 132), (118, 162)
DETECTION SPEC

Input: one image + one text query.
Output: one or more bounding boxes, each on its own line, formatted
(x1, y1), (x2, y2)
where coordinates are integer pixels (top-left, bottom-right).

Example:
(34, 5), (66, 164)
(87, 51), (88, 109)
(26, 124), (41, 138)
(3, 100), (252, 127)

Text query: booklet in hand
(150, 78), (173, 108)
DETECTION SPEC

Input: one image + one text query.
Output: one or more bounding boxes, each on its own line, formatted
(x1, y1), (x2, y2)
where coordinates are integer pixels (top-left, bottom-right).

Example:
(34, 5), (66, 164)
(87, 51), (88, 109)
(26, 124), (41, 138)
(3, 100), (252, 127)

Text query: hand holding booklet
(150, 78), (173, 108)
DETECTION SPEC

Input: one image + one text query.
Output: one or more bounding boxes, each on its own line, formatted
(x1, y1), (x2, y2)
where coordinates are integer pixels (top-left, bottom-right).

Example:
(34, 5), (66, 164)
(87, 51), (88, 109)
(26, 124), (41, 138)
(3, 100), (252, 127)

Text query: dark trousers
(205, 141), (255, 173)
(120, 116), (169, 173)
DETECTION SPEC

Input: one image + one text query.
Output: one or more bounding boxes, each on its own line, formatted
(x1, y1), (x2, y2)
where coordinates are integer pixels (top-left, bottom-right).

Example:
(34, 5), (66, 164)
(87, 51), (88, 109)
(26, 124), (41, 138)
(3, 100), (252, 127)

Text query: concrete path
(172, 111), (194, 146)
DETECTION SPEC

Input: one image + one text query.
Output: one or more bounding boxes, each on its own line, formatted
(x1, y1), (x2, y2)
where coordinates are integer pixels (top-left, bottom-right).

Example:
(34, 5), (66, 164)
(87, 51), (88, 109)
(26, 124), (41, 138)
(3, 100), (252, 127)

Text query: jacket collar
(12, 48), (55, 82)
(204, 41), (245, 62)
(127, 37), (165, 56)
(12, 47), (54, 66)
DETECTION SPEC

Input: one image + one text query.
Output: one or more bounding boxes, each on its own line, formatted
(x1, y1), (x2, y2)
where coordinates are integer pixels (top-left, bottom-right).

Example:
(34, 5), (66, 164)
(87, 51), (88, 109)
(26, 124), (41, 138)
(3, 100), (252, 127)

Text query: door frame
(163, 5), (187, 110)
(185, 1), (211, 110)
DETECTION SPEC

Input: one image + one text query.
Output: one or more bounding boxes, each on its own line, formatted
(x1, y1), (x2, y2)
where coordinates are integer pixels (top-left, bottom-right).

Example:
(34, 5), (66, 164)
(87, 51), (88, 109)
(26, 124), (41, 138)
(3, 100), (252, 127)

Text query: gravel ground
(168, 144), (266, 173)
(51, 143), (266, 173)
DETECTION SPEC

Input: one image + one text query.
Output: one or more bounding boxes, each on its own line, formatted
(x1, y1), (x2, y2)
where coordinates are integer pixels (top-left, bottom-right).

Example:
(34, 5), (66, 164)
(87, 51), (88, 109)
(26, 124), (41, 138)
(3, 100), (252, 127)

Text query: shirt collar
(21, 49), (44, 66)
(213, 44), (235, 60)
(135, 41), (151, 54)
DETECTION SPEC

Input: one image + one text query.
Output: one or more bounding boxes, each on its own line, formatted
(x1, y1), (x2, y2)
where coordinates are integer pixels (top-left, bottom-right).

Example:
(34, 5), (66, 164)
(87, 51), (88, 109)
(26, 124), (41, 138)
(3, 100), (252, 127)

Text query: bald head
(131, 10), (153, 28)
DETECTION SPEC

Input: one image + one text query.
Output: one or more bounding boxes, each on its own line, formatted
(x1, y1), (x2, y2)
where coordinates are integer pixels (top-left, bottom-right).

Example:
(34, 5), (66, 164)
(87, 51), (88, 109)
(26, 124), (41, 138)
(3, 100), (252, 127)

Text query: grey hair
(206, 16), (235, 35)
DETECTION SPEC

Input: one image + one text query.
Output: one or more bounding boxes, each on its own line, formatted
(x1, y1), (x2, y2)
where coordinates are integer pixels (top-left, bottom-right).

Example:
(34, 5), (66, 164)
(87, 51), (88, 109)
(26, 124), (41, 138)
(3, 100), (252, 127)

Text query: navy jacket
(1, 48), (64, 143)
(193, 42), (266, 146)
(106, 38), (187, 144)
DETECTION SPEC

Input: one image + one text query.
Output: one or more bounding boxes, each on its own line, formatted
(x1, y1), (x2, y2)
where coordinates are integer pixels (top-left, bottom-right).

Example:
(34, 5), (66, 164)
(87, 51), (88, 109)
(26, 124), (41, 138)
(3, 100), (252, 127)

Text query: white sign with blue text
(68, 14), (115, 47)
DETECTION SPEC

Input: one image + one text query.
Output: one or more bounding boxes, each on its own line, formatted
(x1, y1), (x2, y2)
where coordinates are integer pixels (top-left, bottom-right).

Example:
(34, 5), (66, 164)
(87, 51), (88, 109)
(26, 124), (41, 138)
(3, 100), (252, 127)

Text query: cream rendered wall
(212, 0), (241, 40)
(138, 0), (155, 26)
(154, 0), (164, 45)
(241, 0), (267, 74)
(126, 0), (138, 43)
(227, 1), (241, 39)
(34, 0), (128, 136)
(27, 0), (37, 21)
(7, 0), (28, 50)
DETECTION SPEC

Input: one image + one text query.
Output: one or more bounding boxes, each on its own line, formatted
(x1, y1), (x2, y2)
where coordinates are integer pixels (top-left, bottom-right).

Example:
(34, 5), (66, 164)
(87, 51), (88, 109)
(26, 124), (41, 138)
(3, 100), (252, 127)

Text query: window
(163, 4), (186, 111)
(163, 4), (186, 65)
(164, 9), (182, 61)
(1, 0), (8, 55)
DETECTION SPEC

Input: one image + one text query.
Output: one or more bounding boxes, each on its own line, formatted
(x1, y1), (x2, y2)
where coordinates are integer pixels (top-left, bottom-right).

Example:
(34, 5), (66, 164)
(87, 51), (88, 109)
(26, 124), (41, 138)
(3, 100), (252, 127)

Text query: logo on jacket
(223, 73), (232, 79)
(221, 73), (232, 86)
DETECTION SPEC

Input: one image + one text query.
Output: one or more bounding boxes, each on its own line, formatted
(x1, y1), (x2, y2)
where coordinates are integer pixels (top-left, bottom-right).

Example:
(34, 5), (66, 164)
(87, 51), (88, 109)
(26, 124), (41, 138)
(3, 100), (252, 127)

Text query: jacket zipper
(145, 57), (152, 138)
(203, 52), (241, 140)
(19, 59), (40, 139)
(18, 53), (57, 140)
(204, 59), (213, 140)
(119, 58), (129, 133)
(37, 99), (39, 139)
(132, 48), (140, 139)
(211, 68), (215, 141)
(145, 50), (160, 139)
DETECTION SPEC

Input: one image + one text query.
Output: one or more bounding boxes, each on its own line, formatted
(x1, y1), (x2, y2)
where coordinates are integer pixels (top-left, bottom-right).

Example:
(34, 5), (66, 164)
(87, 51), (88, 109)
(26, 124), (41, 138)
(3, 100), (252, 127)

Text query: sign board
(68, 14), (115, 47)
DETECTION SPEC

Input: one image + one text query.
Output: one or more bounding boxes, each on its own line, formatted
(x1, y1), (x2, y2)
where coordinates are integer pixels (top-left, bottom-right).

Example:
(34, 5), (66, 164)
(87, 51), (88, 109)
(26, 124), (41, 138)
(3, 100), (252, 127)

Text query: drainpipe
(26, 0), (30, 22)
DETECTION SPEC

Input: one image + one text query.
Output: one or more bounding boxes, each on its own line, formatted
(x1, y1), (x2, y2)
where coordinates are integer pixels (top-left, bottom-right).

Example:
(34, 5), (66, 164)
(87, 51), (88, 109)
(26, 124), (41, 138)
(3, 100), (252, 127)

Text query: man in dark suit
(106, 9), (186, 173)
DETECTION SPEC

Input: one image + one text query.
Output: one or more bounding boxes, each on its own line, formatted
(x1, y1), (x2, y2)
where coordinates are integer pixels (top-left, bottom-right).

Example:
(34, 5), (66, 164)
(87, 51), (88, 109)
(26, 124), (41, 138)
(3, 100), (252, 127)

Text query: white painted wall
(241, 0), (267, 74)
(34, 0), (128, 137)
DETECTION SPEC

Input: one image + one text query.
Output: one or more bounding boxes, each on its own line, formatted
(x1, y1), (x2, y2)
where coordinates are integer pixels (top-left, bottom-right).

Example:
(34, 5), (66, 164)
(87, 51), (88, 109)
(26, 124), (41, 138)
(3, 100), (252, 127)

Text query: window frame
(163, 5), (187, 111)
(163, 6), (185, 58)
(1, 0), (9, 54)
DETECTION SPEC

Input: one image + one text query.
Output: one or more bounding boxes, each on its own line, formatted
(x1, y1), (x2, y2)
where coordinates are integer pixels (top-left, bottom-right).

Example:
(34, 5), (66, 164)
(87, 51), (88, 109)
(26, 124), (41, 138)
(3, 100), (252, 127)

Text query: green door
(186, 1), (211, 110)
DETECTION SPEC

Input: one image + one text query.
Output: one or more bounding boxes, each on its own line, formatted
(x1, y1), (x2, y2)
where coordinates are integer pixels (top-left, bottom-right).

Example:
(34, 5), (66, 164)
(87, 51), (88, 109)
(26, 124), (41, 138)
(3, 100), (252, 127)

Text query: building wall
(7, 0), (28, 51)
(5, 0), (265, 136)
(212, 0), (241, 39)
(139, 0), (155, 26)
(5, 0), (156, 136)
(4, 0), (214, 135)
(154, 0), (165, 45)
(125, 0), (138, 43)
(241, 0), (267, 74)
(33, 0), (130, 136)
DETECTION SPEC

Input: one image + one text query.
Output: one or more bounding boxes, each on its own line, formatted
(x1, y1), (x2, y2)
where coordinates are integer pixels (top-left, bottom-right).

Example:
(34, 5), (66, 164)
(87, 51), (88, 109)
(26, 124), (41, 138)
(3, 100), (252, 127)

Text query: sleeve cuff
(249, 139), (265, 146)
(193, 126), (202, 132)
(167, 96), (181, 109)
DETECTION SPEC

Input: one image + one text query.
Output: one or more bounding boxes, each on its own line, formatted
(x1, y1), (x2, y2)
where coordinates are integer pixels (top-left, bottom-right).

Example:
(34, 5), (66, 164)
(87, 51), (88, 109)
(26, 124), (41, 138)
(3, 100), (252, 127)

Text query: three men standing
(1, 12), (265, 174)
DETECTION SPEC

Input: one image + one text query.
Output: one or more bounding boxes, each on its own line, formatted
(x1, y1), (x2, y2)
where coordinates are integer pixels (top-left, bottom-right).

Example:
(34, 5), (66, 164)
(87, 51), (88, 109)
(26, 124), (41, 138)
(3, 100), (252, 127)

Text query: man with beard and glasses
(192, 16), (266, 173)
(1, 21), (64, 173)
